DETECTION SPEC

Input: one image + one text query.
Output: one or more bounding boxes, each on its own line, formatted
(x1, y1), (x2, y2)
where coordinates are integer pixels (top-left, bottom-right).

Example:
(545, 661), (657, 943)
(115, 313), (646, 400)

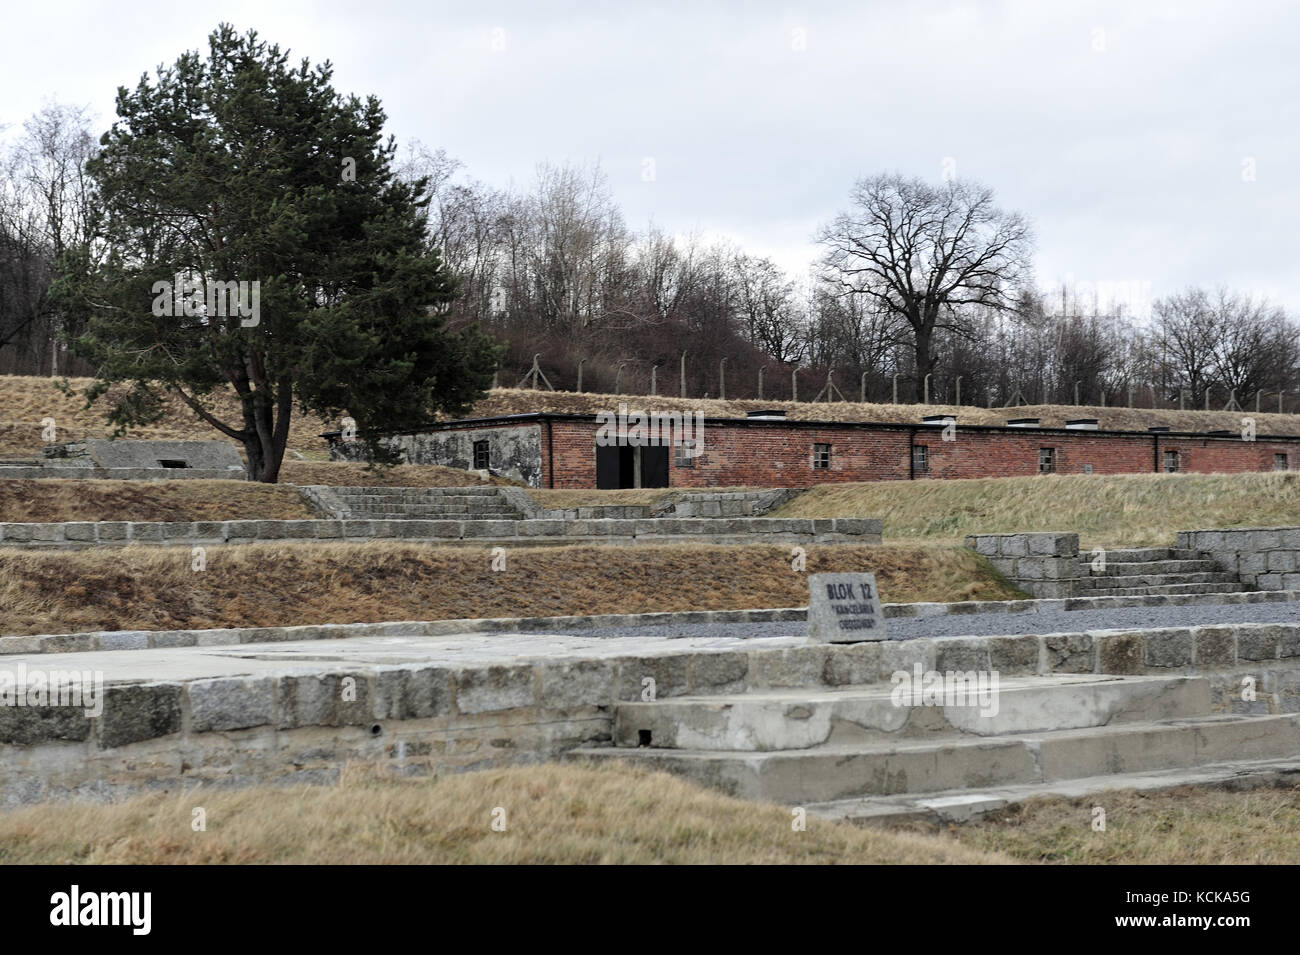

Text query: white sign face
(807, 572), (887, 643)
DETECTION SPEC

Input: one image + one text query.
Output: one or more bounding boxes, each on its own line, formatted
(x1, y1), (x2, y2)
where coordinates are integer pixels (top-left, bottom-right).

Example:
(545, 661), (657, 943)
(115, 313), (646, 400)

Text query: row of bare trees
(402, 146), (1299, 410)
(3, 108), (1297, 412)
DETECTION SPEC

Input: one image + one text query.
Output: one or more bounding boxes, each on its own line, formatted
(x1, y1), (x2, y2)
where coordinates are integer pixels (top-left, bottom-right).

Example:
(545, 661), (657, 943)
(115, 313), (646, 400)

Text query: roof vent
(922, 414), (956, 426)
(1205, 429), (1235, 437)
(1065, 419), (1099, 430)
(1006, 418), (1040, 428)
(746, 409), (787, 420)
(1148, 426), (1171, 433)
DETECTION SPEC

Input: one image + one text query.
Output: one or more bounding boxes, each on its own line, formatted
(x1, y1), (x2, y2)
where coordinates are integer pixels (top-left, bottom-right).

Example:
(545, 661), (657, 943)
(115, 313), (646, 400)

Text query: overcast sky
(4, 0), (1297, 317)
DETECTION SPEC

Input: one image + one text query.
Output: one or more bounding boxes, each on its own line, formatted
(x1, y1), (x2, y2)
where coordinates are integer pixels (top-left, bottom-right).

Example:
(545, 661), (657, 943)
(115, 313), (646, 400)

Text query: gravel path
(535, 600), (1300, 641)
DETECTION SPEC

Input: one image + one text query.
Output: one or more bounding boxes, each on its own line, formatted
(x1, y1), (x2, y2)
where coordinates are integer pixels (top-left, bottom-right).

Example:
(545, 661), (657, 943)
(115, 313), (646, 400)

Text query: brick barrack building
(324, 409), (1300, 490)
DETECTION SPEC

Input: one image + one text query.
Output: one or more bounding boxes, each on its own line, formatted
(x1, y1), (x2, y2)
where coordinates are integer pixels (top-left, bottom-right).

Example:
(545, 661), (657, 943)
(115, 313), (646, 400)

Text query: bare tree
(734, 253), (805, 363)
(1203, 287), (1297, 402)
(1152, 288), (1224, 405)
(0, 103), (98, 375)
(817, 174), (1033, 400)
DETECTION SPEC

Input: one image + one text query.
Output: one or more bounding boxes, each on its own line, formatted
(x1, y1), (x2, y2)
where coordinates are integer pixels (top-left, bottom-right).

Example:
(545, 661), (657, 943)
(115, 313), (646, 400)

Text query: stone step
(345, 513), (522, 522)
(332, 494), (510, 506)
(1085, 582), (1246, 597)
(330, 486), (502, 499)
(1077, 559), (1222, 576)
(1084, 548), (1204, 563)
(1075, 572), (1239, 588)
(803, 757), (1300, 826)
(611, 676), (1210, 751)
(568, 713), (1300, 803)
(340, 501), (522, 514)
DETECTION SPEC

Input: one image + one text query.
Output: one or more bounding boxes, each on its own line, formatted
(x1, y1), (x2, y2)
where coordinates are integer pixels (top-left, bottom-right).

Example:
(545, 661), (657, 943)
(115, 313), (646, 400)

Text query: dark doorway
(640, 445), (669, 488)
(595, 444), (670, 489)
(596, 445), (636, 489)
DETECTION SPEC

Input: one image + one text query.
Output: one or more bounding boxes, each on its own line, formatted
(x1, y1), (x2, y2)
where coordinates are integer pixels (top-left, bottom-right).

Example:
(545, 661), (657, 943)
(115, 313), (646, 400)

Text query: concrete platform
(2, 623), (1298, 808)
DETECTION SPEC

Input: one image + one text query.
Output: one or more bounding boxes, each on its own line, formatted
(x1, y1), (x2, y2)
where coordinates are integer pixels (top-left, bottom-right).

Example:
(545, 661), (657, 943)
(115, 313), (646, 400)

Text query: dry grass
(0, 762), (1006, 864)
(0, 541), (1022, 636)
(2, 376), (1296, 461)
(0, 479), (312, 523)
(937, 783), (1300, 864)
(2, 762), (1292, 864)
(772, 471), (1300, 547)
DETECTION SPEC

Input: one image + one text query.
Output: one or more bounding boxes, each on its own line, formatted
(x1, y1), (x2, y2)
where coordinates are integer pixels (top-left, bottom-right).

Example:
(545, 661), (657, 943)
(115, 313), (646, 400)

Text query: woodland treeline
(4, 103), (1297, 411)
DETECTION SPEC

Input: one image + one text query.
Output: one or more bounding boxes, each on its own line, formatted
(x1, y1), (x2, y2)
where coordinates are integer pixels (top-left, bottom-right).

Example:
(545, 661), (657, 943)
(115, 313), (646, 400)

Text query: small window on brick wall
(675, 441), (697, 468)
(912, 445), (929, 472)
(812, 443), (831, 470)
(473, 439), (490, 470)
(1163, 450), (1179, 473)
(1038, 448), (1056, 473)
(1275, 453), (1289, 471)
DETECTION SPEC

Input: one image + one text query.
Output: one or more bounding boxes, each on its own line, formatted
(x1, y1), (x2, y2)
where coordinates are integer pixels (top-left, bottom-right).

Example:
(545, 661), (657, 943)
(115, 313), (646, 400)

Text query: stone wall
(964, 532), (1080, 598)
(509, 488), (802, 521)
(0, 466), (246, 481)
(654, 488), (800, 518)
(47, 439), (245, 470)
(0, 516), (883, 550)
(1177, 526), (1300, 591)
(330, 425), (543, 487)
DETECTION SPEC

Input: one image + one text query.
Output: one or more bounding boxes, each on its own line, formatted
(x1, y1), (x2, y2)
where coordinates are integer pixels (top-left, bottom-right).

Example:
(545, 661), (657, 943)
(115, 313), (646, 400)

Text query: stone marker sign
(807, 572), (887, 643)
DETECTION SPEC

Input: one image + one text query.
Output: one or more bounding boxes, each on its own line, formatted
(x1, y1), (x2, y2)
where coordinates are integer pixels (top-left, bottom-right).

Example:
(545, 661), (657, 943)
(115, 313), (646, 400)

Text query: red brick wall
(425, 417), (1300, 488)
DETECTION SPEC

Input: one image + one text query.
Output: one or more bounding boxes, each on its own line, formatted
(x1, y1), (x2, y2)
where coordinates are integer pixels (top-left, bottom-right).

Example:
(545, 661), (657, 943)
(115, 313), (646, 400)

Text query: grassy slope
(0, 541), (1022, 636)
(0, 763), (1004, 864)
(772, 471), (1300, 547)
